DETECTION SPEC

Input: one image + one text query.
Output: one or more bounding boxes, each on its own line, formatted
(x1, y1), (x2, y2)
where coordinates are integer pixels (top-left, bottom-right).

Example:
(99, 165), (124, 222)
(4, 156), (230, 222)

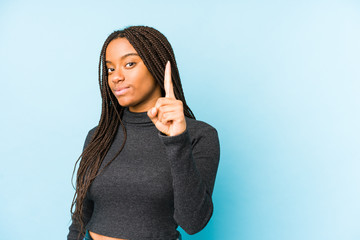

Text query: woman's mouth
(114, 87), (130, 96)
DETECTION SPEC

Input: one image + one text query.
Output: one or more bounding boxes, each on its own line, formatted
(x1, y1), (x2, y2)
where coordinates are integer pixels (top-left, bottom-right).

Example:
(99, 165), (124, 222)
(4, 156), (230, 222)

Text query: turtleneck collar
(121, 107), (153, 124)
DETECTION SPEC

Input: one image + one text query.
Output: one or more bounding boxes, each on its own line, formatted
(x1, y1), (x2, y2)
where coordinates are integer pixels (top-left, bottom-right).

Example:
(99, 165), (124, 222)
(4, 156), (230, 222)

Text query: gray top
(67, 107), (220, 240)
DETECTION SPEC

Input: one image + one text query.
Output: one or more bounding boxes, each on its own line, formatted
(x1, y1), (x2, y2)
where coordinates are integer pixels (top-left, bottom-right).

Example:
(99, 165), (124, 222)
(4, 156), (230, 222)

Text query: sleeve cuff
(157, 129), (190, 145)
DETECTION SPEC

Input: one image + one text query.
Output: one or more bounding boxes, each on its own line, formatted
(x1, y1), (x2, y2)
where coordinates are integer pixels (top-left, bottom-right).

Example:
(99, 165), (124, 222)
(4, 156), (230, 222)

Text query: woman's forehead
(105, 38), (139, 60)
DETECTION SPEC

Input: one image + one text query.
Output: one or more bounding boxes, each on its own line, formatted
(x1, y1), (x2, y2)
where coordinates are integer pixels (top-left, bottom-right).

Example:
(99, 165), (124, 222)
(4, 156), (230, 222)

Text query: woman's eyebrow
(106, 53), (139, 63)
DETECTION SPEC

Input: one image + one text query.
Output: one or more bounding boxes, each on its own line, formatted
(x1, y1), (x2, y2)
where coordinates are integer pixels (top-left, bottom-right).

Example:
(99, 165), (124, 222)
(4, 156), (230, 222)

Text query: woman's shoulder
(185, 116), (219, 139)
(88, 125), (98, 135)
(82, 125), (98, 149)
(85, 125), (98, 140)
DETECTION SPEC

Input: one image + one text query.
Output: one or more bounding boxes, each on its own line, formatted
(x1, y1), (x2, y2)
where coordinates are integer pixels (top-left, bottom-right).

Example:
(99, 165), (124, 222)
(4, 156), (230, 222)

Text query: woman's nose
(111, 69), (125, 82)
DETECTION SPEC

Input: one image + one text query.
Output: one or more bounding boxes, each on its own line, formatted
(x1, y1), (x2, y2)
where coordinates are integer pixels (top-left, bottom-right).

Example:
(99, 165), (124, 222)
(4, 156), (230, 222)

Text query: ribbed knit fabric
(67, 107), (220, 240)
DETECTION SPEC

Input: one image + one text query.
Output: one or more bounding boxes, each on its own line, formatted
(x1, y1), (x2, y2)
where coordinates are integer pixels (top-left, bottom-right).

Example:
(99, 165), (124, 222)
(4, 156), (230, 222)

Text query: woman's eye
(107, 68), (114, 73)
(126, 62), (135, 68)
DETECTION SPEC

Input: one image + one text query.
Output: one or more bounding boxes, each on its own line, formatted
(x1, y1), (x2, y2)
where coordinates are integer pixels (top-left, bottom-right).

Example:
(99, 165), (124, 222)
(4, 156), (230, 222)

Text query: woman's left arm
(158, 124), (220, 234)
(147, 61), (220, 234)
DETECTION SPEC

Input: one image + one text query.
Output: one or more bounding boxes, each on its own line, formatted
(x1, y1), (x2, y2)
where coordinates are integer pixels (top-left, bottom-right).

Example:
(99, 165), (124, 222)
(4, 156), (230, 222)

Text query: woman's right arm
(67, 195), (94, 240)
(67, 128), (96, 240)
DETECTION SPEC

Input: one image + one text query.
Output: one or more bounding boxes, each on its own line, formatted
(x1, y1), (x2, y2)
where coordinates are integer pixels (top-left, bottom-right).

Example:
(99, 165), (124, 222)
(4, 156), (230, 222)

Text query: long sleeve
(158, 123), (220, 235)
(67, 128), (96, 240)
(67, 195), (94, 240)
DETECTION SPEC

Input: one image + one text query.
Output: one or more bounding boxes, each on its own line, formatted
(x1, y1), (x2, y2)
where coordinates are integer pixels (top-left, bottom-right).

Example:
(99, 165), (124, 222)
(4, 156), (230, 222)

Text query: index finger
(164, 61), (175, 99)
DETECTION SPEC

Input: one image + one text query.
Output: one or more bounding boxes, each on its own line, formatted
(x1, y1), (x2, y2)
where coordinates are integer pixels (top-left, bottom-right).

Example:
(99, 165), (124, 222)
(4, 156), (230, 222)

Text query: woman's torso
(84, 109), (180, 239)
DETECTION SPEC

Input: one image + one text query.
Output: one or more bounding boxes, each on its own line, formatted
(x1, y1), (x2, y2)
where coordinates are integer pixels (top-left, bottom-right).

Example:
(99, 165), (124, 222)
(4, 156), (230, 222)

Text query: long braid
(70, 25), (195, 240)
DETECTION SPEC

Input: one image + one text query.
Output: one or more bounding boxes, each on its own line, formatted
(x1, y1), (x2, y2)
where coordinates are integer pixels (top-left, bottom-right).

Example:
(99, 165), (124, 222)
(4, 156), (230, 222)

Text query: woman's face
(105, 37), (162, 112)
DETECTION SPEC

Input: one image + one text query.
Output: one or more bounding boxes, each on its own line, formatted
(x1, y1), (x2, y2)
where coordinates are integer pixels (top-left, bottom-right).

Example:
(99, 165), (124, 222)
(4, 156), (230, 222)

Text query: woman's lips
(114, 87), (129, 96)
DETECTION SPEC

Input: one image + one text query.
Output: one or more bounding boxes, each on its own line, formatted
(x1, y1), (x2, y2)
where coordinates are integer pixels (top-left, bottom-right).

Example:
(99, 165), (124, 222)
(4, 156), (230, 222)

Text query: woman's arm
(158, 123), (220, 234)
(67, 195), (94, 240)
(67, 129), (96, 240)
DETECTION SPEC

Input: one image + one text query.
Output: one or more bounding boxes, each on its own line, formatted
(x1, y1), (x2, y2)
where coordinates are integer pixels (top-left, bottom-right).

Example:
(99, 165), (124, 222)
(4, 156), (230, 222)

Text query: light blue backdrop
(0, 0), (359, 239)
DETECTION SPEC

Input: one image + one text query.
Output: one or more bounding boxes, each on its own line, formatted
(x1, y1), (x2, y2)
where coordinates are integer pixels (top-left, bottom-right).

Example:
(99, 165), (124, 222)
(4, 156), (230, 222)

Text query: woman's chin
(116, 98), (133, 108)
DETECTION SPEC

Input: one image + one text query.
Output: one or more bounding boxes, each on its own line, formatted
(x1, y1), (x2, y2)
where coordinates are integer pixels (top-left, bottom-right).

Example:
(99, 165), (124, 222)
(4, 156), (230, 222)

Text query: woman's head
(98, 25), (195, 117)
(105, 37), (162, 112)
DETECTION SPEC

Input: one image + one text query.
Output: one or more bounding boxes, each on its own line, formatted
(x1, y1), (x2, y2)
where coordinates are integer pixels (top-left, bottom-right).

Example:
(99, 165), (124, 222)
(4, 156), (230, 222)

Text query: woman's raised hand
(147, 61), (186, 136)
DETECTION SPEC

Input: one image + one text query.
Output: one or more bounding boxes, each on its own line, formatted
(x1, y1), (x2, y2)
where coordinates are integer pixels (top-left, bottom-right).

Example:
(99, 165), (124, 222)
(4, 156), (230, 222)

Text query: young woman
(67, 26), (220, 240)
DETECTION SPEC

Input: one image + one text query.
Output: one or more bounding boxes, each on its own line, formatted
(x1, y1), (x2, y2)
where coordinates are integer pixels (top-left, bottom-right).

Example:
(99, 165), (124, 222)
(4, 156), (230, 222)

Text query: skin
(147, 61), (187, 137)
(89, 38), (186, 240)
(106, 38), (162, 113)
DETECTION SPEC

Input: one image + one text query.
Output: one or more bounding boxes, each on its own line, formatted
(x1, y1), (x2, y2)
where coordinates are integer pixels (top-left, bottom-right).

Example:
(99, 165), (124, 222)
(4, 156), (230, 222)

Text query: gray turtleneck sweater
(67, 108), (220, 240)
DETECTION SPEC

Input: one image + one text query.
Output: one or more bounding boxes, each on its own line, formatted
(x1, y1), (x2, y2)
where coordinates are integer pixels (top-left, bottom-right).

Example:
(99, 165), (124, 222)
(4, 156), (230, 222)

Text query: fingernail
(151, 107), (156, 115)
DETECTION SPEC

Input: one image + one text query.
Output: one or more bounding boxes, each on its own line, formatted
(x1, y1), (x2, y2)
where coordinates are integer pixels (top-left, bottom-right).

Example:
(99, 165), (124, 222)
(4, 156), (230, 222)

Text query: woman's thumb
(147, 107), (157, 120)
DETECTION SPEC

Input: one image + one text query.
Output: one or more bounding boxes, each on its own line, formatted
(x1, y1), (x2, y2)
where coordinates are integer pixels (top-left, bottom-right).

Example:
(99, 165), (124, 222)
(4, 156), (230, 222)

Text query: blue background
(0, 0), (359, 239)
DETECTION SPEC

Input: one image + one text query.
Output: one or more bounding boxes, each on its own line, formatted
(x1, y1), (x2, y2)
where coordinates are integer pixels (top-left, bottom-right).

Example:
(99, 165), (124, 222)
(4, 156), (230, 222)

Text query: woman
(67, 26), (220, 240)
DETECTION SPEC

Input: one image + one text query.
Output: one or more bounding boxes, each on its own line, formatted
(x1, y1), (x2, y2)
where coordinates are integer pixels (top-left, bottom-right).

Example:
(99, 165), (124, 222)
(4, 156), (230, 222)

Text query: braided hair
(70, 25), (195, 239)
